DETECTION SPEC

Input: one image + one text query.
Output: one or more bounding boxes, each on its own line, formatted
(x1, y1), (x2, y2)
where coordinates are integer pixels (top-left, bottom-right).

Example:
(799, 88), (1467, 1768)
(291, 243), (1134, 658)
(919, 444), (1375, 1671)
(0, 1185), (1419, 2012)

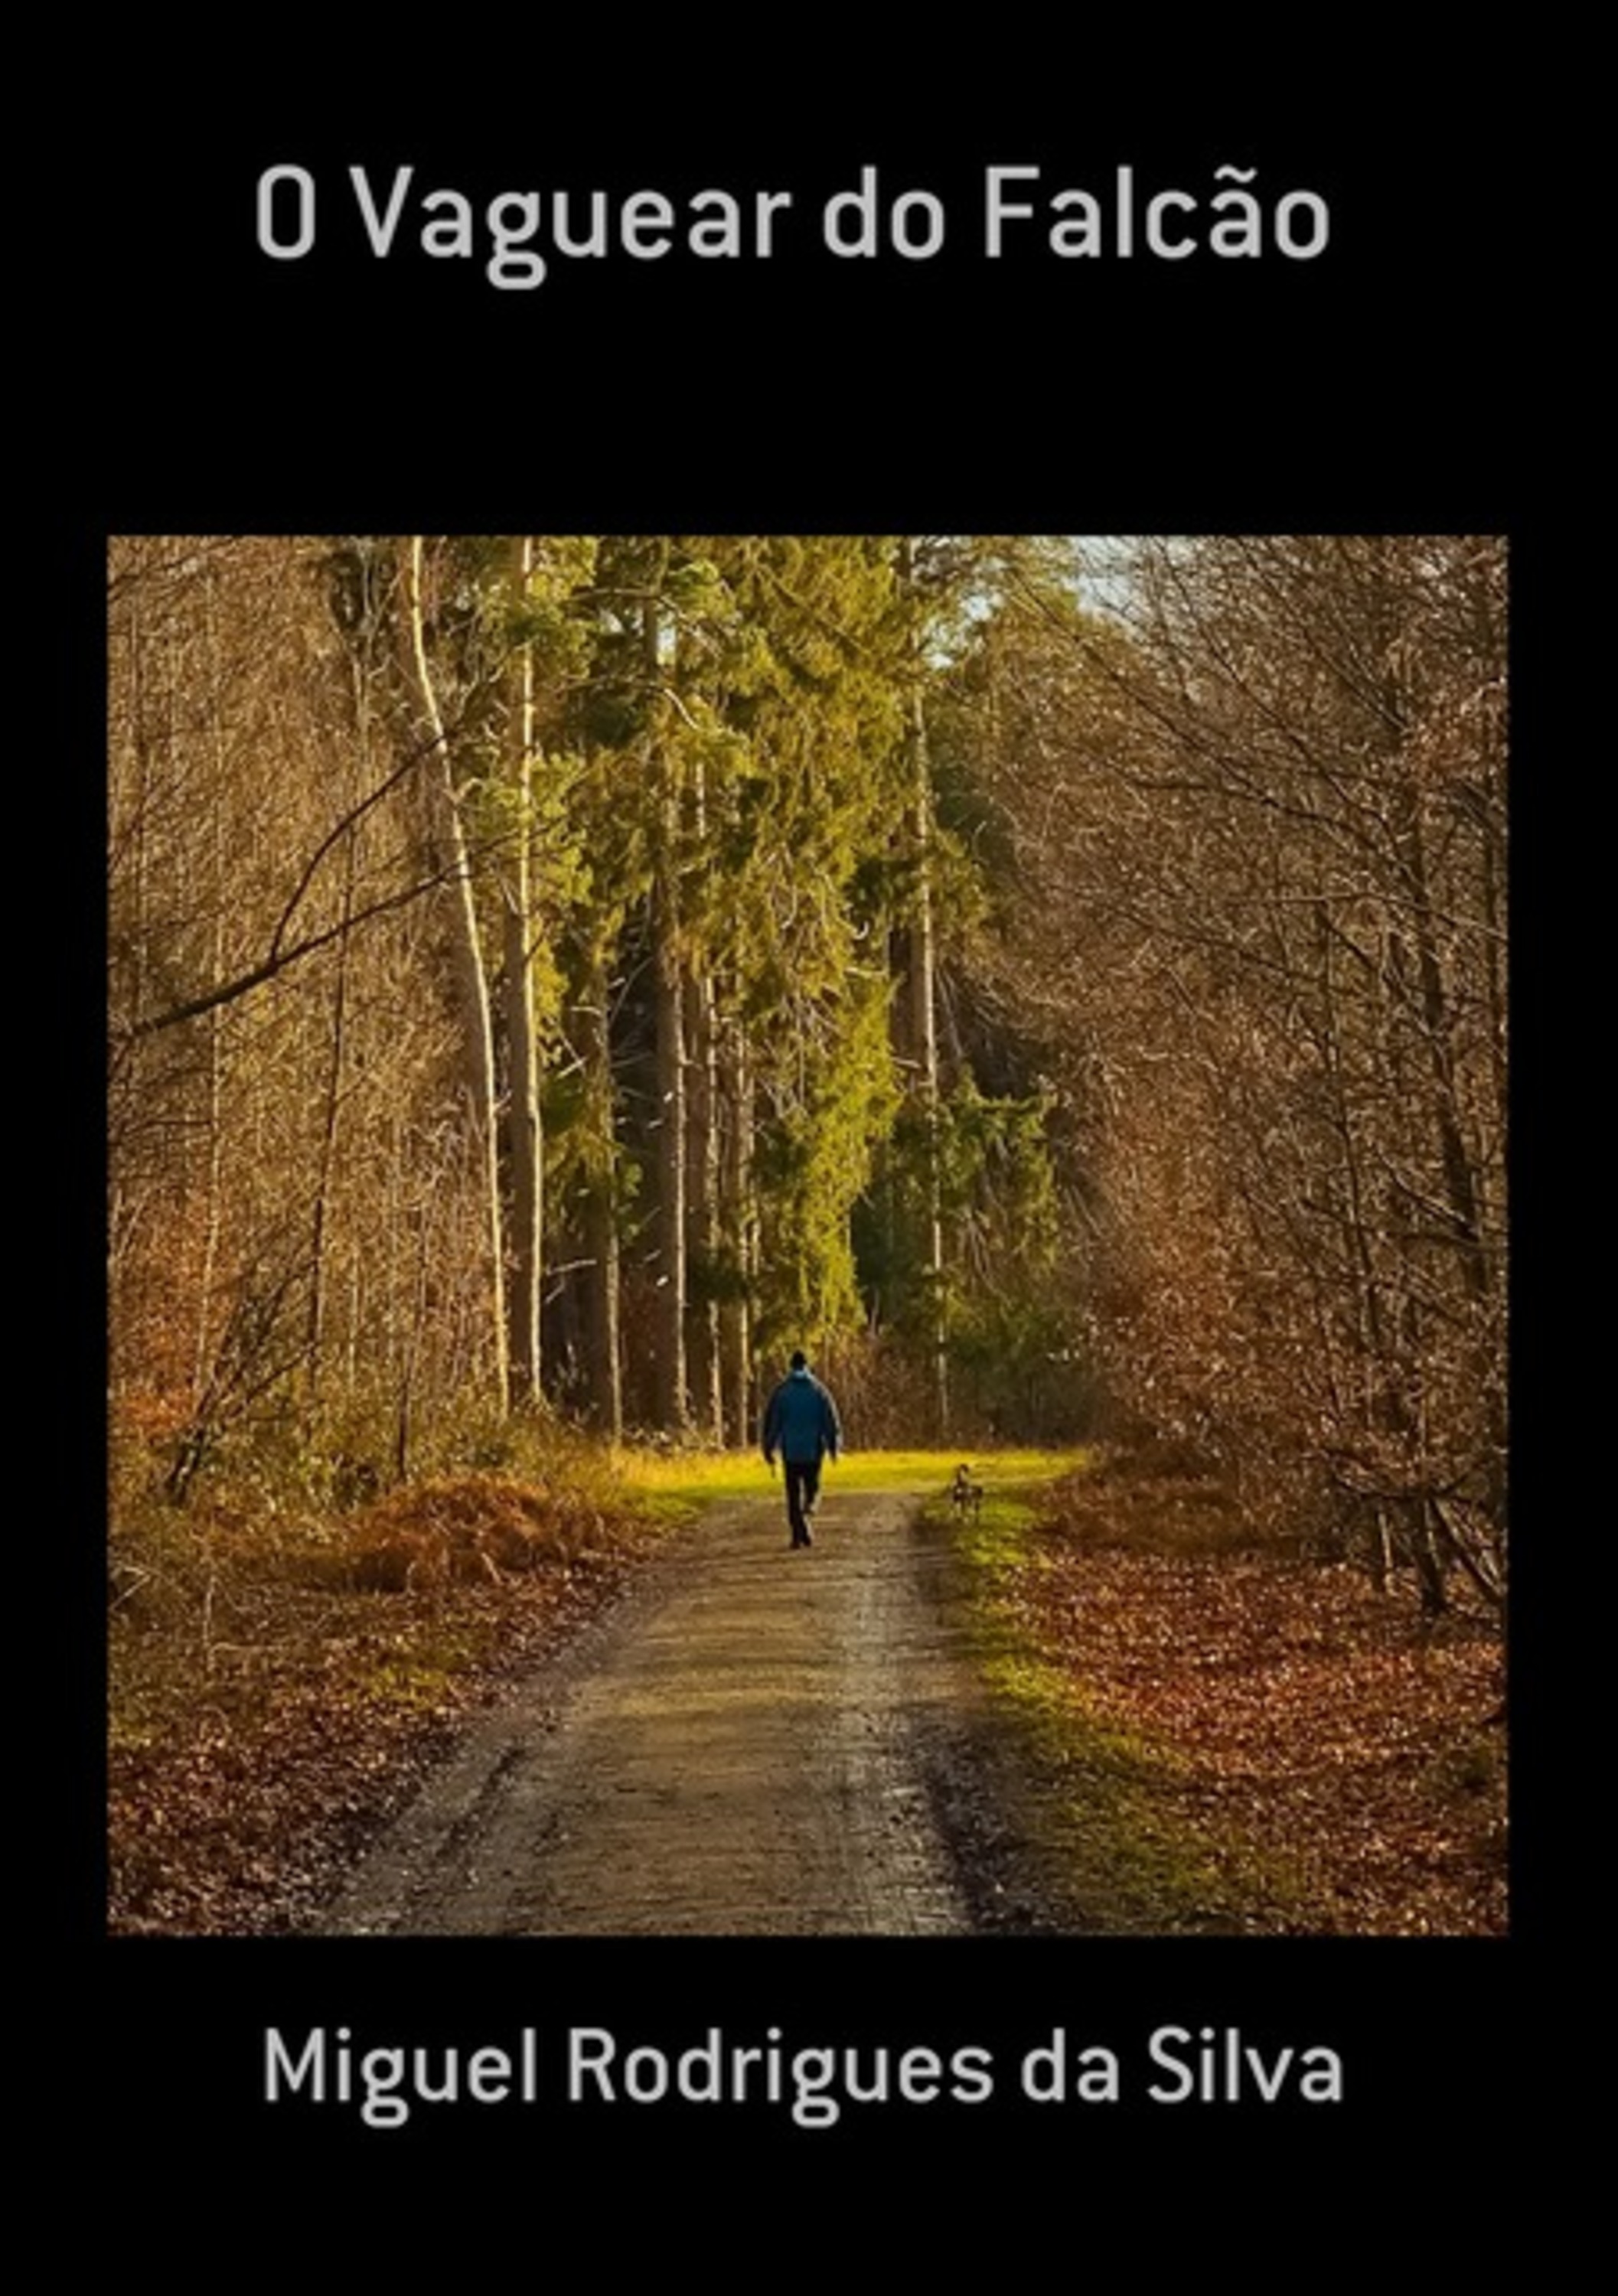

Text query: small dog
(950, 1463), (985, 1521)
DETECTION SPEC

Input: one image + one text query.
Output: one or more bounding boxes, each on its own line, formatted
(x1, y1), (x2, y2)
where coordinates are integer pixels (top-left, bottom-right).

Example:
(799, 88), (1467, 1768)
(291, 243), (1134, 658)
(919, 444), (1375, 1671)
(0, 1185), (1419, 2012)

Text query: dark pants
(784, 1457), (823, 1545)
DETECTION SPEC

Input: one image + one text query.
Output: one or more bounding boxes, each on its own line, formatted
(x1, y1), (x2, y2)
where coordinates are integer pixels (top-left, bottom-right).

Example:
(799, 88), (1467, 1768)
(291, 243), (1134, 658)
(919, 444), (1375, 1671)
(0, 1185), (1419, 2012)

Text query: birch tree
(397, 534), (508, 1413)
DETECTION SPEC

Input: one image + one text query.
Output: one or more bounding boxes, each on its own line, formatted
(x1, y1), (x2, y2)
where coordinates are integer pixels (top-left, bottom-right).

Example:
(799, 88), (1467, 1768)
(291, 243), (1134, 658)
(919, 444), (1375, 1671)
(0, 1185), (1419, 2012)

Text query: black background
(64, 43), (1548, 2247)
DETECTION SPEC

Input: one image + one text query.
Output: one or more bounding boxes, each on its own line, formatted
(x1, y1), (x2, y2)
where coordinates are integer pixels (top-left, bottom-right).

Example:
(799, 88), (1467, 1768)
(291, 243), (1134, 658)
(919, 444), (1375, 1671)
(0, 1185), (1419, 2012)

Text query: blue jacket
(762, 1367), (843, 1466)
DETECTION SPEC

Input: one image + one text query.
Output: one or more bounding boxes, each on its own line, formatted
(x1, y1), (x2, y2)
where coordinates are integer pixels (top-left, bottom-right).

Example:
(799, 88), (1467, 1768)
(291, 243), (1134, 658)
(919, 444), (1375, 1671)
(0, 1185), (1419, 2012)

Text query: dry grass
(107, 1469), (667, 1934)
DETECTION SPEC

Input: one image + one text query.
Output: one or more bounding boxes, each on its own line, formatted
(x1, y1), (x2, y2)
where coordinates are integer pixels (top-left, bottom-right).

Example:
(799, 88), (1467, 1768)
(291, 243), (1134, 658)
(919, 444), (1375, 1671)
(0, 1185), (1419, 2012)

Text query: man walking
(761, 1349), (843, 1550)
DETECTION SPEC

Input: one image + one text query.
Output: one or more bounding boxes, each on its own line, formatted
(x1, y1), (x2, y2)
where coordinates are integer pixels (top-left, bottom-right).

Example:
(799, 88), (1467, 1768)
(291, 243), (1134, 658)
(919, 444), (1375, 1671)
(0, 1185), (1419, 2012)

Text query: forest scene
(107, 534), (1508, 1939)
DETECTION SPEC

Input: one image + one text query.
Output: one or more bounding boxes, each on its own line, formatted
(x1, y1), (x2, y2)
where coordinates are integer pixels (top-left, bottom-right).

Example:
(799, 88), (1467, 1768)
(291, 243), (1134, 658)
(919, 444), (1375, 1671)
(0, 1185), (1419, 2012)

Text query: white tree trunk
(400, 535), (508, 1413)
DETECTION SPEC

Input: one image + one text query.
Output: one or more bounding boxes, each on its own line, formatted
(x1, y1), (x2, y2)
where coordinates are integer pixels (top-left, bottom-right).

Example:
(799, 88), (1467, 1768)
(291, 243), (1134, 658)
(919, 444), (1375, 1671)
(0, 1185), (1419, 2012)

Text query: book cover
(70, 46), (1538, 2236)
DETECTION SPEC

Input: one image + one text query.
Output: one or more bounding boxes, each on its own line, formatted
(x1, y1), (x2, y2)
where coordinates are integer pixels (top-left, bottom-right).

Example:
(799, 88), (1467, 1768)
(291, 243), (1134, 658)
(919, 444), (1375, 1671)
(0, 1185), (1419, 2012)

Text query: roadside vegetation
(109, 1425), (670, 1935)
(939, 1450), (1507, 1936)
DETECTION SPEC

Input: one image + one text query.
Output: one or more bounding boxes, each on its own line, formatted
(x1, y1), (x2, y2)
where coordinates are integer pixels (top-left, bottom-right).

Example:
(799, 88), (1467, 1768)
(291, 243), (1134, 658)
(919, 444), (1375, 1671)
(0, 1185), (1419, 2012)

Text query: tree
(396, 535), (508, 1413)
(952, 536), (1508, 1607)
(110, 537), (492, 1492)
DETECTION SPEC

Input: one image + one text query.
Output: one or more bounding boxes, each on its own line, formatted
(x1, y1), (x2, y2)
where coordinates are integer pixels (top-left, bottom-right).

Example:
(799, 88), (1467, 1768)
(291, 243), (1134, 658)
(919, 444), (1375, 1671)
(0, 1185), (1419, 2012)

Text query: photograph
(107, 532), (1508, 1955)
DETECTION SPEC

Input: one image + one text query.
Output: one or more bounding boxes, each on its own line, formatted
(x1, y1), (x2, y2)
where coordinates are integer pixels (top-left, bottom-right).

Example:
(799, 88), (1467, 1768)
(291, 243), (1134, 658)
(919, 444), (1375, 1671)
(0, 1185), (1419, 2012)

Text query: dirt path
(321, 1485), (980, 1936)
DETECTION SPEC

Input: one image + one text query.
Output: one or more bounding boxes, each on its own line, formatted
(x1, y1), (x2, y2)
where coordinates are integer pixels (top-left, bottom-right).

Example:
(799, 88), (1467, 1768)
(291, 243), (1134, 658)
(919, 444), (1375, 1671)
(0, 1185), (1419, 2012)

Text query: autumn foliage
(944, 537), (1507, 1613)
(996, 1455), (1505, 1935)
(108, 1471), (664, 1933)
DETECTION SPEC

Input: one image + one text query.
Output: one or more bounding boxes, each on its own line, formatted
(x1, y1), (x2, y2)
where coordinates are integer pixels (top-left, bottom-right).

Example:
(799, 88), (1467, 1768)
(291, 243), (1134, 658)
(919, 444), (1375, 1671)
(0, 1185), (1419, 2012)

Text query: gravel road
(321, 1485), (989, 1936)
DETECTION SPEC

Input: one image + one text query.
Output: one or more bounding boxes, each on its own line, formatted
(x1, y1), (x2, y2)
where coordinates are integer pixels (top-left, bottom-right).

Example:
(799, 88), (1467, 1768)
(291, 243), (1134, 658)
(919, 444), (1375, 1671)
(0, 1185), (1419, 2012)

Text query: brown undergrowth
(1011, 1453), (1508, 1935)
(108, 1472), (666, 1935)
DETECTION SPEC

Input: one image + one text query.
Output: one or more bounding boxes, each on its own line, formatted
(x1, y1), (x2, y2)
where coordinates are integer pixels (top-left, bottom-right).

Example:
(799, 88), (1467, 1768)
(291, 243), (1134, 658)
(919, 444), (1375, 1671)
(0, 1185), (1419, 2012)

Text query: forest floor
(106, 1451), (1508, 1936)
(955, 1456), (1508, 1936)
